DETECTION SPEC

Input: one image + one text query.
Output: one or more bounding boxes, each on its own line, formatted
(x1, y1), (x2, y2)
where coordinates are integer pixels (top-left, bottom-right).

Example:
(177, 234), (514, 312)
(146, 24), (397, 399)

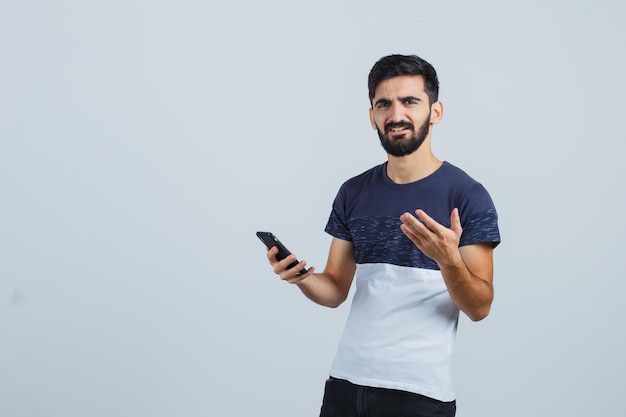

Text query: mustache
(385, 121), (414, 133)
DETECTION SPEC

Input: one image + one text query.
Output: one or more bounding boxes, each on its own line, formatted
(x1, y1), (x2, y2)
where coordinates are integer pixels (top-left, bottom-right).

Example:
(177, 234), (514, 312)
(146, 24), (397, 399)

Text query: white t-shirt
(324, 162), (500, 402)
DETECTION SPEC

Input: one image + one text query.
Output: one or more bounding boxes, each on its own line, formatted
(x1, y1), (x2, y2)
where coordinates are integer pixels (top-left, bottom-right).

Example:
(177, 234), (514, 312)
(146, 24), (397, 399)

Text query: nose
(388, 101), (405, 122)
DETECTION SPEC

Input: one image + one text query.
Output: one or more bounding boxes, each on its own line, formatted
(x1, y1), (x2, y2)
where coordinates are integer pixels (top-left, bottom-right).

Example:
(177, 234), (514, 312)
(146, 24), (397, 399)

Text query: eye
(375, 101), (390, 109)
(403, 97), (419, 105)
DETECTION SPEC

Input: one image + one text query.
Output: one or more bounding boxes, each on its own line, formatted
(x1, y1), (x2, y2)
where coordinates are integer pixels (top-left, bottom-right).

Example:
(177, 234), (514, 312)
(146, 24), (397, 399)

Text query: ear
(369, 107), (377, 130)
(429, 101), (444, 125)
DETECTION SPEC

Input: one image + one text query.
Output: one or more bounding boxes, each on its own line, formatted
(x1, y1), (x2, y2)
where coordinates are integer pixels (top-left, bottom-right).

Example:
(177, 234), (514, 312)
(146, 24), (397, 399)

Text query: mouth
(385, 122), (414, 136)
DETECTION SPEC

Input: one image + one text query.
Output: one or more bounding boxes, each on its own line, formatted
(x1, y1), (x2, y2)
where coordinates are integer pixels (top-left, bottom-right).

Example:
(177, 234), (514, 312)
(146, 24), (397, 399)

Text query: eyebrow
(374, 98), (391, 107)
(373, 96), (422, 107)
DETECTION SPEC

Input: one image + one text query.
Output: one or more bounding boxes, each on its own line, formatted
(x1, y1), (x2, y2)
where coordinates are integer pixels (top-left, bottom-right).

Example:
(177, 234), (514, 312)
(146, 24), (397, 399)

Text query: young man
(265, 54), (501, 417)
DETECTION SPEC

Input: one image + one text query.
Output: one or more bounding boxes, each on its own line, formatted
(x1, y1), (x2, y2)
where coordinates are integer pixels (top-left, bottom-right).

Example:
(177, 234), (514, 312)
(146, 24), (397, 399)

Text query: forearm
(439, 252), (493, 321)
(266, 237), (354, 308)
(296, 272), (350, 308)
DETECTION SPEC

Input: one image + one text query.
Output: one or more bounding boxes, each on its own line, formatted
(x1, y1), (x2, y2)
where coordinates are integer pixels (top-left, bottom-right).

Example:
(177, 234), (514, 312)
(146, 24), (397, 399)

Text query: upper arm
(459, 243), (494, 286)
(322, 237), (356, 299)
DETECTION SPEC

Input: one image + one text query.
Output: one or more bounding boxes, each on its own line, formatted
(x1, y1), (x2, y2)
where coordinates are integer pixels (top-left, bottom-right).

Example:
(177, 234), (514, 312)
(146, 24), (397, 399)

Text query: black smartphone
(256, 231), (307, 275)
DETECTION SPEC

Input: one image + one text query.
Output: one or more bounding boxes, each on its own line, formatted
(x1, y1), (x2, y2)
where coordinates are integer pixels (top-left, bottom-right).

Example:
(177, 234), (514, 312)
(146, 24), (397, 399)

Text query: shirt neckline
(381, 161), (449, 189)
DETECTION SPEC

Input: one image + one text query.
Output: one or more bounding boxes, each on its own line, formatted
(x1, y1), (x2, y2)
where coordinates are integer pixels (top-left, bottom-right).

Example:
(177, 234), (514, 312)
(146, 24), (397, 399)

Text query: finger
(400, 217), (430, 249)
(400, 212), (430, 235)
(274, 253), (299, 273)
(266, 246), (280, 263)
(285, 266), (316, 284)
(402, 214), (435, 246)
(414, 209), (442, 235)
(450, 208), (463, 235)
(400, 223), (425, 249)
(281, 260), (309, 281)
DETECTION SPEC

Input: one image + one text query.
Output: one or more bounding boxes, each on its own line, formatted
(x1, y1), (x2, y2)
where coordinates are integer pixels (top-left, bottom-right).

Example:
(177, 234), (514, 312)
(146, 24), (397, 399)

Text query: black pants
(319, 377), (456, 417)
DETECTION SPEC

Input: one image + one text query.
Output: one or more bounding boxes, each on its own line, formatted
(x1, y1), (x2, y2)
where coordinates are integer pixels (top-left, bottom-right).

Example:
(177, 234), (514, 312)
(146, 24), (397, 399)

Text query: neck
(386, 143), (442, 184)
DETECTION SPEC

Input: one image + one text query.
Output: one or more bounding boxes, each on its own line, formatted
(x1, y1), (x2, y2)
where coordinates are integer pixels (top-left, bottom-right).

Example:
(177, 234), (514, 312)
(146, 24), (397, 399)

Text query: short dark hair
(368, 54), (439, 106)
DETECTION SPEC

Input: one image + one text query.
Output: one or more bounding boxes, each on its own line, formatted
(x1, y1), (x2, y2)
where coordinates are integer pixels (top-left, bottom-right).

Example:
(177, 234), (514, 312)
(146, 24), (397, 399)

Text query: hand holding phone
(256, 231), (308, 275)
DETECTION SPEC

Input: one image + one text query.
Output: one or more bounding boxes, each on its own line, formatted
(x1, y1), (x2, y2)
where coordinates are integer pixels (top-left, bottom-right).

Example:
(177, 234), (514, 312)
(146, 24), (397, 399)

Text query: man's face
(369, 75), (434, 157)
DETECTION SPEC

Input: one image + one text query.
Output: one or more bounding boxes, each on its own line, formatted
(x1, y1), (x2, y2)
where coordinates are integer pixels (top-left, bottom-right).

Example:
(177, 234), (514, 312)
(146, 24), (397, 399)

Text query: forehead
(373, 75), (427, 99)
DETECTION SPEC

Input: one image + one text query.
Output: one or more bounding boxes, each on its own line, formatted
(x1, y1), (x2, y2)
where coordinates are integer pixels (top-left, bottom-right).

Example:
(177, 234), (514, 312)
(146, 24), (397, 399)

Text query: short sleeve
(324, 184), (353, 242)
(458, 183), (500, 248)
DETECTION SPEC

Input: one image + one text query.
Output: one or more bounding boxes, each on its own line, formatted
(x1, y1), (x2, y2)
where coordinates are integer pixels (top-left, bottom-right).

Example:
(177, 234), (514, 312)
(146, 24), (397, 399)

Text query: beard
(376, 113), (431, 157)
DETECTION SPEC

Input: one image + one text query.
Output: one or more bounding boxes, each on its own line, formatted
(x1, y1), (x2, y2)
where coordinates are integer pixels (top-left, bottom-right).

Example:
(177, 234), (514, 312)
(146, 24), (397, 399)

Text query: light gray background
(1, 1), (624, 416)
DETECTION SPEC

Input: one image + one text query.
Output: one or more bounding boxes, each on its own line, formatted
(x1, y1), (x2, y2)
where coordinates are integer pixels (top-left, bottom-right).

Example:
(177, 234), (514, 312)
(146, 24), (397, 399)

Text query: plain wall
(1, 1), (625, 416)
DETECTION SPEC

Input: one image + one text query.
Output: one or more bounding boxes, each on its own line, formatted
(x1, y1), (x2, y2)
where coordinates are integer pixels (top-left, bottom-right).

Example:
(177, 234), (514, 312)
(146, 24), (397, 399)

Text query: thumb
(450, 208), (462, 236)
